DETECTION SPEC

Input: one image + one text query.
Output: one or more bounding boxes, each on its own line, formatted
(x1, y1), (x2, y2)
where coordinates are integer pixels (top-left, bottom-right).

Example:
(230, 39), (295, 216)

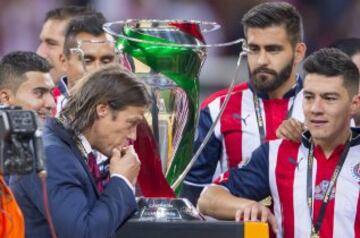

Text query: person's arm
(198, 185), (256, 219)
(199, 185), (277, 233)
(181, 106), (222, 205)
(276, 118), (304, 142)
(198, 143), (278, 233)
(44, 144), (138, 238)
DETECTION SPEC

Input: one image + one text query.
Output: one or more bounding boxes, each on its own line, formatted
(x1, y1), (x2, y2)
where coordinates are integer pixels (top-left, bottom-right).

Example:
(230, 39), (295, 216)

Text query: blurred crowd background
(0, 0), (359, 99)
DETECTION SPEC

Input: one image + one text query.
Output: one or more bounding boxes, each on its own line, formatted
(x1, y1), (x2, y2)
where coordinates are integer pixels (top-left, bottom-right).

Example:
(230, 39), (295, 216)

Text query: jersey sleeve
(181, 106), (222, 204)
(219, 143), (271, 201)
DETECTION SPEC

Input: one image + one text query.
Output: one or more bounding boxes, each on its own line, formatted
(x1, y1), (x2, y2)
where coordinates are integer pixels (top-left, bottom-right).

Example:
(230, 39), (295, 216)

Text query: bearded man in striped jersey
(198, 48), (360, 238)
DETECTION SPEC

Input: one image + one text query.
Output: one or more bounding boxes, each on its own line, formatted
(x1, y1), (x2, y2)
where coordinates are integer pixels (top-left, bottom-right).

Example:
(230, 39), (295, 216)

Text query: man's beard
(249, 57), (294, 93)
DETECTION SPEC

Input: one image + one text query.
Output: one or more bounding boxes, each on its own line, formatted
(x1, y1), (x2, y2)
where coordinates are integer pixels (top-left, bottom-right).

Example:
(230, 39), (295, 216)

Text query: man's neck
(312, 129), (351, 158)
(68, 82), (75, 91)
(82, 128), (95, 149)
(267, 71), (297, 99)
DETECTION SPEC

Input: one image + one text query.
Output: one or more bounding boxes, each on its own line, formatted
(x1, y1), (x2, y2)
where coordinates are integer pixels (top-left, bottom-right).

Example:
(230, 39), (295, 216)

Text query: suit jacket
(10, 118), (137, 238)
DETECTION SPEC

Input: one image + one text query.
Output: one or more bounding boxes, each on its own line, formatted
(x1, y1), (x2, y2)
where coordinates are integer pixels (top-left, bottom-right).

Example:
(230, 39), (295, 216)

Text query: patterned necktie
(87, 152), (104, 192)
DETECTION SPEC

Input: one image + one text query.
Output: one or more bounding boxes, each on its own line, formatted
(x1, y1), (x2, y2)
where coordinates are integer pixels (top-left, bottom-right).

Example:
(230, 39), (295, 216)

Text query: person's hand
(276, 118), (304, 142)
(109, 145), (140, 185)
(235, 202), (278, 234)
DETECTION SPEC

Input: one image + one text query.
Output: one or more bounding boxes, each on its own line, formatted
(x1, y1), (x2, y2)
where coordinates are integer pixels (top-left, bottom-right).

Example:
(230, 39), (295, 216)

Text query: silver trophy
(104, 19), (246, 221)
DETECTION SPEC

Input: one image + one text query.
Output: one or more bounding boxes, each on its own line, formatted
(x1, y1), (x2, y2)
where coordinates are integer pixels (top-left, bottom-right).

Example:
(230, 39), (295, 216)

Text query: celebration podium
(116, 220), (269, 238)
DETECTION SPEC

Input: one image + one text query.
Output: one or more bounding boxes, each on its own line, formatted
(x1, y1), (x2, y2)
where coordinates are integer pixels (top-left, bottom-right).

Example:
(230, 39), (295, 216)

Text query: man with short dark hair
(36, 6), (100, 115)
(277, 37), (360, 140)
(198, 48), (360, 238)
(0, 51), (55, 235)
(182, 1), (306, 205)
(60, 13), (116, 90)
(36, 6), (96, 85)
(56, 13), (117, 114)
(11, 65), (151, 237)
(0, 51), (55, 122)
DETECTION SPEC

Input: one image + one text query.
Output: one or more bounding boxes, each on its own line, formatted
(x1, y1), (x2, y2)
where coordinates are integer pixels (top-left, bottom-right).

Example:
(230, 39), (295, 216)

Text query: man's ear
(294, 42), (306, 65)
(59, 53), (68, 72)
(0, 89), (15, 105)
(350, 93), (360, 117)
(95, 103), (109, 119)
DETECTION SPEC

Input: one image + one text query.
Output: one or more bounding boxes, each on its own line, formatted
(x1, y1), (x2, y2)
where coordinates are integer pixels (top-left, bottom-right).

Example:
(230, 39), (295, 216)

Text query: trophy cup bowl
(104, 19), (244, 221)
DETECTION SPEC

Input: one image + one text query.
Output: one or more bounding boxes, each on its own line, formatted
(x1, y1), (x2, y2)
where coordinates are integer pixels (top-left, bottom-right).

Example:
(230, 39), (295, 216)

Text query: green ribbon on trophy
(116, 21), (206, 192)
(104, 19), (245, 222)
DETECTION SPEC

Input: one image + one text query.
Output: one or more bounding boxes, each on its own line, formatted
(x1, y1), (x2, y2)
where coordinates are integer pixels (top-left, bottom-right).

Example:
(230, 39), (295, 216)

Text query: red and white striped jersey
(218, 130), (360, 238)
(182, 76), (304, 201)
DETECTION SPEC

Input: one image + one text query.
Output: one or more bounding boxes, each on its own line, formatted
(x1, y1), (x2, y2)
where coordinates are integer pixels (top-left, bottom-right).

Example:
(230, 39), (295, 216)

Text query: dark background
(1, 0), (358, 99)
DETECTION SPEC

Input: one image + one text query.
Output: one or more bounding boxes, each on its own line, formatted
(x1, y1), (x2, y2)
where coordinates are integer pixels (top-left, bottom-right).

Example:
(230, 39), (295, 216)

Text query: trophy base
(132, 197), (204, 221)
(116, 220), (270, 238)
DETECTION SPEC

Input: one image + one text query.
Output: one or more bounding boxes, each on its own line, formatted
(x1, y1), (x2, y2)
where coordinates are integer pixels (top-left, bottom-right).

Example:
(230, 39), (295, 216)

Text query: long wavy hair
(60, 64), (151, 132)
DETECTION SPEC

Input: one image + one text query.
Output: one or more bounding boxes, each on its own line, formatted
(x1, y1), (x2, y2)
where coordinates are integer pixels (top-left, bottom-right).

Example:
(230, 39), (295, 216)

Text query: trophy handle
(171, 48), (248, 190)
(103, 20), (244, 49)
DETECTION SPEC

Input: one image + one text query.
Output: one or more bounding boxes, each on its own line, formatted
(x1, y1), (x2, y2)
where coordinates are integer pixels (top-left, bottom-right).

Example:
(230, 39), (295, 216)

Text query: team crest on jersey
(314, 180), (336, 200)
(351, 163), (360, 184)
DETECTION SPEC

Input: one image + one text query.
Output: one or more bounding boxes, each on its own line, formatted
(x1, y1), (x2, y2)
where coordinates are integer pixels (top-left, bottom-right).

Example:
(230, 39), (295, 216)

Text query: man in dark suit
(10, 65), (151, 238)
